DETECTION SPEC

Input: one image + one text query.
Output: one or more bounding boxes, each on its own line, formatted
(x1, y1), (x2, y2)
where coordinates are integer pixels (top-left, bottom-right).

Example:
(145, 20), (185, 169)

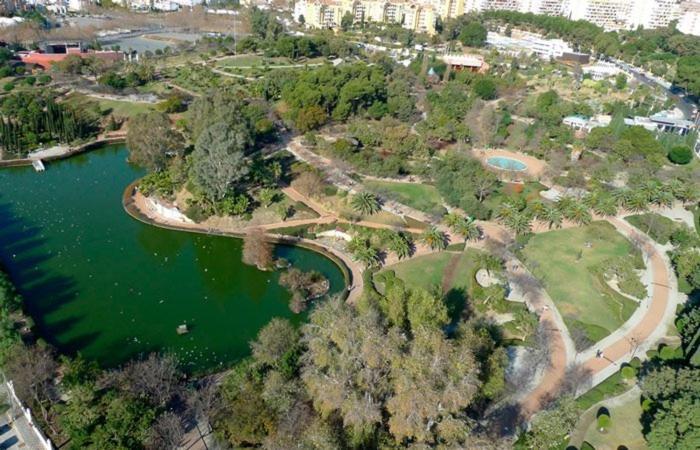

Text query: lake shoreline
(122, 179), (360, 303)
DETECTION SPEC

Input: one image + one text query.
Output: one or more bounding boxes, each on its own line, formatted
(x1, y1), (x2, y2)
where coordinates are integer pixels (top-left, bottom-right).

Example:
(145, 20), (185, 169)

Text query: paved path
(577, 218), (677, 384)
(519, 217), (678, 415)
(284, 136), (684, 418)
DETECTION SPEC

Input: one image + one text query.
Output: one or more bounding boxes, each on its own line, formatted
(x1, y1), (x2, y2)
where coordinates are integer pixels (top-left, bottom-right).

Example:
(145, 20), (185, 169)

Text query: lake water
(0, 145), (345, 372)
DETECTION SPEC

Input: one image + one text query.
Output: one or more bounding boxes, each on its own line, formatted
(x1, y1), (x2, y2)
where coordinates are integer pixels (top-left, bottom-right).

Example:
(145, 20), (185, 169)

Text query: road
(609, 58), (698, 121)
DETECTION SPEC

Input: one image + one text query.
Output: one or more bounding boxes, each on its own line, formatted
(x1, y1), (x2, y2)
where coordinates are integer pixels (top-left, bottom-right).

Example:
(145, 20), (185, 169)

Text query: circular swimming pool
(487, 156), (527, 172)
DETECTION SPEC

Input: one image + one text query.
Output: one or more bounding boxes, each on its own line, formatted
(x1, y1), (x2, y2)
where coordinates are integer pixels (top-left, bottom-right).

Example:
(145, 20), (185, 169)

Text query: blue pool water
(486, 156), (527, 172)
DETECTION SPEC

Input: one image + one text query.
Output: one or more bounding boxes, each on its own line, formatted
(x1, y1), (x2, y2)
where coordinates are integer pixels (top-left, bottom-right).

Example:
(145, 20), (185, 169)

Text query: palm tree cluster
(495, 179), (699, 236)
(350, 192), (382, 216)
(444, 213), (481, 242)
(420, 227), (449, 251)
(348, 237), (382, 268)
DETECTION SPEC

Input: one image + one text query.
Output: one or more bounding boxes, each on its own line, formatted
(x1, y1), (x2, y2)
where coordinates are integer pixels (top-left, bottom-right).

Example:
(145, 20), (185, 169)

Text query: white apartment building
(628, 0), (682, 29)
(293, 0), (698, 35)
(678, 1), (700, 36)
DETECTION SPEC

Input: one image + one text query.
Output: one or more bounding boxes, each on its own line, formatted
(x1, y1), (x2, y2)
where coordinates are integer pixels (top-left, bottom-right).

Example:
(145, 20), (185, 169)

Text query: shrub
(668, 145), (693, 165)
(473, 77), (497, 100)
(659, 345), (678, 360)
(620, 365), (636, 379)
(24, 76), (36, 86)
(2, 82), (13, 92)
(37, 74), (51, 85)
(597, 413), (611, 431)
(629, 356), (642, 368)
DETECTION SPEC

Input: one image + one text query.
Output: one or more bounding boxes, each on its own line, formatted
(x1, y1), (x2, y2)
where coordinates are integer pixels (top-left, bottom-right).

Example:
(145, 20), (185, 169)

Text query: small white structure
(317, 230), (352, 241)
(582, 62), (621, 80)
(32, 160), (45, 172)
(562, 114), (612, 132)
(147, 198), (193, 223)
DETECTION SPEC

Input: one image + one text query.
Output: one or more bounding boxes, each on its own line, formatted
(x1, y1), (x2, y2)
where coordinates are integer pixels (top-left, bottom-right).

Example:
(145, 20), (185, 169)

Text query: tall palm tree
(495, 203), (518, 223)
(566, 202), (592, 226)
(350, 192), (381, 216)
(476, 252), (502, 276)
(505, 212), (532, 235)
(592, 195), (618, 217)
(444, 212), (463, 229)
(625, 191), (649, 213)
(527, 200), (547, 221)
(542, 205), (563, 229)
(612, 188), (632, 207)
(454, 218), (481, 242)
(349, 239), (381, 268)
(446, 214), (480, 242)
(388, 232), (412, 260)
(421, 227), (448, 251)
(651, 186), (674, 208)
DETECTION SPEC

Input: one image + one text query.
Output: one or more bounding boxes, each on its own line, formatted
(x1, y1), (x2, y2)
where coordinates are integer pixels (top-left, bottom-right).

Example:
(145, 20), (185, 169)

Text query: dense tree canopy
(127, 112), (184, 172)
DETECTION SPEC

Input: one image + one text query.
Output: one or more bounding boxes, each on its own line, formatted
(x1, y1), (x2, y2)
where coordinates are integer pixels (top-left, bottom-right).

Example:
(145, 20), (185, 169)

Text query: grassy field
(381, 250), (479, 293)
(521, 222), (642, 344)
(581, 390), (647, 450)
(216, 55), (326, 68)
(364, 180), (446, 217)
(625, 213), (678, 244)
(382, 249), (537, 341)
(65, 93), (154, 118)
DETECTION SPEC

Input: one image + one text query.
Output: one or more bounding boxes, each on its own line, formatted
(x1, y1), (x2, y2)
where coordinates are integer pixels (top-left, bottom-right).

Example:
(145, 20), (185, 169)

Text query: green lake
(0, 145), (345, 372)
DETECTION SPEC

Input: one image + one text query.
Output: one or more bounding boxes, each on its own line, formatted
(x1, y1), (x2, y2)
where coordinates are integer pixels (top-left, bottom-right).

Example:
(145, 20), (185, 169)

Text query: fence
(5, 380), (54, 450)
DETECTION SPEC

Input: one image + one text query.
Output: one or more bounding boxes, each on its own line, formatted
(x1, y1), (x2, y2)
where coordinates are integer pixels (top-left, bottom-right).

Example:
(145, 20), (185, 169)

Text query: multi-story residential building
(678, 1), (700, 35)
(294, 0), (438, 34)
(628, 0), (682, 29)
(567, 0), (633, 31)
(293, 0), (697, 36)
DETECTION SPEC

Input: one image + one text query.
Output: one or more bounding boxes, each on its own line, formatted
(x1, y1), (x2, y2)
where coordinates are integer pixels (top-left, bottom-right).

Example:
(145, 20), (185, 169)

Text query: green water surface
(0, 145), (345, 372)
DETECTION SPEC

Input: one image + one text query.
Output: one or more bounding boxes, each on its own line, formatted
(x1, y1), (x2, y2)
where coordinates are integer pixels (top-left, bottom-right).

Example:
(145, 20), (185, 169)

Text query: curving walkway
(518, 217), (678, 416)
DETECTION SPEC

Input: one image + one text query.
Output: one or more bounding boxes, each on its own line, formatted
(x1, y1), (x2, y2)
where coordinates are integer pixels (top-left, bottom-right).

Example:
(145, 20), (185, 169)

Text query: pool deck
(472, 148), (547, 179)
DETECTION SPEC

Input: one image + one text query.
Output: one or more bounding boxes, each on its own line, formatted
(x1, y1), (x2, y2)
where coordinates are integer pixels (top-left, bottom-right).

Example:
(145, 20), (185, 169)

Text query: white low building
(486, 31), (573, 59)
(582, 62), (621, 80)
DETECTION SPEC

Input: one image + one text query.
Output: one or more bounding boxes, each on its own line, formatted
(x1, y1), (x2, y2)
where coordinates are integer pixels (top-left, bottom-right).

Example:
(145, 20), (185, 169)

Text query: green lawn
(582, 390), (647, 450)
(364, 180), (446, 217)
(383, 249), (537, 342)
(575, 372), (629, 411)
(381, 250), (480, 293)
(216, 55), (326, 68)
(521, 222), (642, 345)
(625, 213), (678, 244)
(65, 93), (154, 118)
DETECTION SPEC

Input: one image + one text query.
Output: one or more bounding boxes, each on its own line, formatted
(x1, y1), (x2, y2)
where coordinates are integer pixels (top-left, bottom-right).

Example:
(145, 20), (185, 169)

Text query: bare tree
(4, 344), (59, 434)
(558, 363), (593, 397)
(242, 228), (274, 270)
(147, 412), (185, 450)
(509, 271), (544, 303)
(116, 353), (182, 408)
(187, 377), (222, 443)
(291, 171), (324, 198)
(506, 321), (553, 394)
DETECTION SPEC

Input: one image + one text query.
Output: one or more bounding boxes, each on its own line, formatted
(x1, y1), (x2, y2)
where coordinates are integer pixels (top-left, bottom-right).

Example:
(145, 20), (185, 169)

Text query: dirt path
(440, 252), (463, 292)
